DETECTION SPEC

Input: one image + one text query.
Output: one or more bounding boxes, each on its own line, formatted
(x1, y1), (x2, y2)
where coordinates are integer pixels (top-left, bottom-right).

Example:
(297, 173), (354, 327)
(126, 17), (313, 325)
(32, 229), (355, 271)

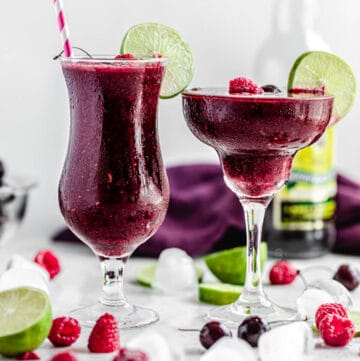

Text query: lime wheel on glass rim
(288, 51), (357, 125)
(121, 22), (194, 98)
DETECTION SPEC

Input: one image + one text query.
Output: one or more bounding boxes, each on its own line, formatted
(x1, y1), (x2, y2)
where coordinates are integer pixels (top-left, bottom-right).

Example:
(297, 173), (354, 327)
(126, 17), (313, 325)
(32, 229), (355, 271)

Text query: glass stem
(99, 255), (129, 307)
(238, 198), (271, 307)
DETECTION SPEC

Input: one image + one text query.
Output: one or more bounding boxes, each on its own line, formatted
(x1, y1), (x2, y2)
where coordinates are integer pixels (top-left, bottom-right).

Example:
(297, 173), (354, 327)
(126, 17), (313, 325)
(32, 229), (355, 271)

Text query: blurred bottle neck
(254, 0), (328, 86)
(272, 0), (315, 34)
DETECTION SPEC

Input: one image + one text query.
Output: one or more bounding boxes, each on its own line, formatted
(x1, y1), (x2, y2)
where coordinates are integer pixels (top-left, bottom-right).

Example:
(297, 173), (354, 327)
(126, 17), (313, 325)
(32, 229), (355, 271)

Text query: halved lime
(204, 243), (268, 285)
(199, 283), (242, 305)
(288, 51), (357, 124)
(0, 287), (52, 356)
(137, 262), (203, 288)
(121, 22), (194, 98)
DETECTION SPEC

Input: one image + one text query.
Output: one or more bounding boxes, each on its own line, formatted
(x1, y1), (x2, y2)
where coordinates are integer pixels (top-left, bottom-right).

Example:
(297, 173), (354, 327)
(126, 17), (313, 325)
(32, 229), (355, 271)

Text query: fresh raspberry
(113, 348), (149, 361)
(50, 352), (78, 361)
(88, 313), (120, 353)
(17, 352), (40, 360)
(229, 77), (264, 94)
(269, 260), (298, 285)
(34, 250), (61, 279)
(315, 303), (348, 329)
(319, 314), (355, 347)
(48, 317), (81, 347)
(115, 53), (137, 59)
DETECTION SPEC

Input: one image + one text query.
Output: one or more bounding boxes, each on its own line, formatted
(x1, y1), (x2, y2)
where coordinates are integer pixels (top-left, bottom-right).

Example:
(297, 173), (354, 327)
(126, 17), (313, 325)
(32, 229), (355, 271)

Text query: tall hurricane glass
(59, 56), (169, 328)
(182, 88), (333, 324)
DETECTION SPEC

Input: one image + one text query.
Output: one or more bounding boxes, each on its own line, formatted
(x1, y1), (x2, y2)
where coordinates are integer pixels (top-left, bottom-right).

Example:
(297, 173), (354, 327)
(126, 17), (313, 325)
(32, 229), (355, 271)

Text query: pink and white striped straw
(53, 0), (73, 57)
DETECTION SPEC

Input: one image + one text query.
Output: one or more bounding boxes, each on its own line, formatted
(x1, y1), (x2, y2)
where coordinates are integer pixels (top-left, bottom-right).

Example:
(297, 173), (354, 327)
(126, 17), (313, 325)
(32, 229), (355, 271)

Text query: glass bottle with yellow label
(255, 0), (336, 258)
(267, 128), (336, 258)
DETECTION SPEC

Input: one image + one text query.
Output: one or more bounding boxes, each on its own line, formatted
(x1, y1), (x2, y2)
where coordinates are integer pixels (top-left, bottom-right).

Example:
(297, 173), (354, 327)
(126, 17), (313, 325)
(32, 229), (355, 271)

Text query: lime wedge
(121, 22), (194, 98)
(0, 287), (52, 356)
(199, 283), (242, 305)
(137, 262), (203, 288)
(349, 310), (360, 337)
(204, 243), (268, 285)
(288, 51), (357, 123)
(137, 263), (157, 287)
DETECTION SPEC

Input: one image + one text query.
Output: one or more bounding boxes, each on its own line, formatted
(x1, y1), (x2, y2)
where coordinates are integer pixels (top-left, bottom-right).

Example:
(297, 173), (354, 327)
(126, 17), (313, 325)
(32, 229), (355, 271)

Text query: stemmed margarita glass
(182, 87), (333, 323)
(59, 56), (169, 328)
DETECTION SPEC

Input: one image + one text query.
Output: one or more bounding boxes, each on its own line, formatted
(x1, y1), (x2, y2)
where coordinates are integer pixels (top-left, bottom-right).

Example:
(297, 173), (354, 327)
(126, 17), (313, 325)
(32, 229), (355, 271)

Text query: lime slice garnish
(121, 22), (194, 99)
(0, 287), (52, 356)
(288, 51), (357, 123)
(204, 243), (268, 285)
(199, 283), (242, 305)
(137, 262), (203, 288)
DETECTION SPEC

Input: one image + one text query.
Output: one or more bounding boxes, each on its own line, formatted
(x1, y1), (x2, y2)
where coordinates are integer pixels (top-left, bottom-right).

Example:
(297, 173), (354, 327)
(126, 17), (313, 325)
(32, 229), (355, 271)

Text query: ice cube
(0, 267), (49, 294)
(7, 254), (50, 282)
(127, 329), (185, 361)
(296, 288), (333, 320)
(258, 322), (313, 361)
(153, 248), (198, 296)
(200, 337), (256, 361)
(307, 279), (353, 309)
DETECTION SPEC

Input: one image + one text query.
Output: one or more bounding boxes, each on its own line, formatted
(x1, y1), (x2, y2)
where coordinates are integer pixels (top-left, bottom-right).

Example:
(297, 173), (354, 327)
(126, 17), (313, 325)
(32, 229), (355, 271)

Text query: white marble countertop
(1, 236), (360, 360)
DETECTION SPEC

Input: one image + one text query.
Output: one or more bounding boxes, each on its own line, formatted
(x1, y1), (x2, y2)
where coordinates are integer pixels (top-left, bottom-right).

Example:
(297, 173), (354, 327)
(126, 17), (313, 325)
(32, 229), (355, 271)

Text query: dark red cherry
(199, 321), (232, 349)
(237, 316), (270, 347)
(333, 264), (360, 291)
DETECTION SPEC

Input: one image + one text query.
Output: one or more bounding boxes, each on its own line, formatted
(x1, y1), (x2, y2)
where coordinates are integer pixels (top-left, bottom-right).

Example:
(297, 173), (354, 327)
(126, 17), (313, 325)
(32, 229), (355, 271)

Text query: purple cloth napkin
(333, 174), (360, 254)
(135, 164), (245, 256)
(52, 164), (360, 256)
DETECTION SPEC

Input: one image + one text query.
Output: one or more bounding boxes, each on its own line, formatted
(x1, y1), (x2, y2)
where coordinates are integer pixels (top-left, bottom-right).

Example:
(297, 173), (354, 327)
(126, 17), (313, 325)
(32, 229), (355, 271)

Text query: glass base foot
(69, 302), (159, 329)
(206, 300), (298, 327)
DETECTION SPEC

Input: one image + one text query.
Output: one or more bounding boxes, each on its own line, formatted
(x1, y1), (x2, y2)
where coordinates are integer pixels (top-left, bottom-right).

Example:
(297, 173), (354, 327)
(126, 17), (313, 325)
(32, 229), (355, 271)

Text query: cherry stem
(297, 270), (308, 289)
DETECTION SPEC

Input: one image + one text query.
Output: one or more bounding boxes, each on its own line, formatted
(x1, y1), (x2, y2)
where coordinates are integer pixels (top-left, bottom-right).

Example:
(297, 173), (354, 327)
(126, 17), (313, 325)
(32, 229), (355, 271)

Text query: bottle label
(273, 127), (336, 231)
